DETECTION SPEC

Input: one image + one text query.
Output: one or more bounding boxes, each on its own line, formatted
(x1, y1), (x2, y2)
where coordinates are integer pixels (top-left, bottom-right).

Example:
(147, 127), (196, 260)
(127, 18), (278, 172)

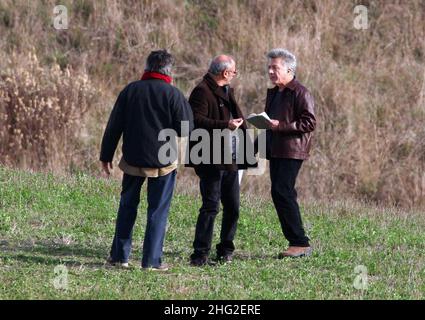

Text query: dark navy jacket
(100, 79), (194, 168)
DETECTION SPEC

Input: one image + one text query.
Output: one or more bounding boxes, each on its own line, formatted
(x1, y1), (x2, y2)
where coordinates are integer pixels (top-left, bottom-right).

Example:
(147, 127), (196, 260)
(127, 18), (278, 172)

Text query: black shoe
(217, 254), (233, 264)
(190, 256), (208, 267)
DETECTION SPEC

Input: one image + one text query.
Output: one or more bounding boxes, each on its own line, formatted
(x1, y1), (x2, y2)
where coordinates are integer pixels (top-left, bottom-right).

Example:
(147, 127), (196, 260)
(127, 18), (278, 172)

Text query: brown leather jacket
(265, 78), (316, 160)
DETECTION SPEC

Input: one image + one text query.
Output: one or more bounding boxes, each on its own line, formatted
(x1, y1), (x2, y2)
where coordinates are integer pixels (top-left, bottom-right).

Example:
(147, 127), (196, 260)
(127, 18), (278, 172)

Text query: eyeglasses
(226, 69), (238, 76)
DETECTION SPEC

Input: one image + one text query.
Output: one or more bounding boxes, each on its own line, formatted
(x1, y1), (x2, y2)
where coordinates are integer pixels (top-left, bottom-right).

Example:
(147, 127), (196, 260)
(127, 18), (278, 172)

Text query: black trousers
(192, 168), (240, 258)
(270, 158), (310, 247)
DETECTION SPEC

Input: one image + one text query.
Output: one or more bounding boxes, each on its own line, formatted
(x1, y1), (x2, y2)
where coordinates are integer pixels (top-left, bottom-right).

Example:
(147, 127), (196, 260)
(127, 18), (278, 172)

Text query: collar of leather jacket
(269, 76), (299, 94)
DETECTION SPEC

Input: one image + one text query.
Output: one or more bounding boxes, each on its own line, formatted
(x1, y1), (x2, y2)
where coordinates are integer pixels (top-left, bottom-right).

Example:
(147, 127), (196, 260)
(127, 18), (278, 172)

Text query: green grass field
(0, 166), (423, 299)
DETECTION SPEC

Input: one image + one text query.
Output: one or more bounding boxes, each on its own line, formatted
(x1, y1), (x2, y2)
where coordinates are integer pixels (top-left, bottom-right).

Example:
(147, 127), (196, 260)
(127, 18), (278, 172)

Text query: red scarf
(141, 71), (172, 84)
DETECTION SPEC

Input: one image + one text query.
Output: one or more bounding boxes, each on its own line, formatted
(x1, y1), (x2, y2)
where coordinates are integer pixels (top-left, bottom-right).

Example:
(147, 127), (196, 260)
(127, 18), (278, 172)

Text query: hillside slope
(1, 1), (424, 207)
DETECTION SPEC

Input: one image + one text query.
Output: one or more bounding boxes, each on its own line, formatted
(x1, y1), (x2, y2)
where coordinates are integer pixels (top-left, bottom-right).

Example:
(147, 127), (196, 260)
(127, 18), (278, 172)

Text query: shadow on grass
(0, 240), (191, 269)
(4, 253), (108, 269)
(235, 251), (277, 261)
(0, 239), (108, 268)
(0, 240), (276, 269)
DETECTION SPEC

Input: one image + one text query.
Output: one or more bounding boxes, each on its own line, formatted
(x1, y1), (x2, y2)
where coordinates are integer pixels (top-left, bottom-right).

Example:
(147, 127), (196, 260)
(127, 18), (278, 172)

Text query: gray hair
(208, 55), (235, 75)
(145, 49), (174, 76)
(267, 48), (297, 74)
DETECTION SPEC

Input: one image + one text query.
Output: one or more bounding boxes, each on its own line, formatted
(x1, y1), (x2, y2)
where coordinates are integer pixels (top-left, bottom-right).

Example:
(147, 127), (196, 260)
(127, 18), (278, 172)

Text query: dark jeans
(192, 169), (240, 259)
(109, 170), (176, 268)
(270, 158), (310, 247)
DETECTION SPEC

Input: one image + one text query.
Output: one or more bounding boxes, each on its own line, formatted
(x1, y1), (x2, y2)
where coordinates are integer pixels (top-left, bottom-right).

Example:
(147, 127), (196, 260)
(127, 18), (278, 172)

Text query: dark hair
(145, 50), (174, 76)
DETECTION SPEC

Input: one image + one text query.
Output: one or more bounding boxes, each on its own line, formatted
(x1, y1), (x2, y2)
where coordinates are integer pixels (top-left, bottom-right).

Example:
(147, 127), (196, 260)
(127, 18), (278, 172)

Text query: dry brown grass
(0, 0), (424, 207)
(0, 49), (98, 171)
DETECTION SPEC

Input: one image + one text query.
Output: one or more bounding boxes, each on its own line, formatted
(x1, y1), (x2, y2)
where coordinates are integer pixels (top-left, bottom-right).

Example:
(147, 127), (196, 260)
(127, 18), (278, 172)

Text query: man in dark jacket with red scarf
(100, 50), (193, 270)
(186, 55), (256, 266)
(265, 48), (316, 258)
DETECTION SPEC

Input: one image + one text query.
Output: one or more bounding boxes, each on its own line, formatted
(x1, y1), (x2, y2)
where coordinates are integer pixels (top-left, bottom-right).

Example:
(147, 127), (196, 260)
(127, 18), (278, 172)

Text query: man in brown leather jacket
(265, 48), (316, 258)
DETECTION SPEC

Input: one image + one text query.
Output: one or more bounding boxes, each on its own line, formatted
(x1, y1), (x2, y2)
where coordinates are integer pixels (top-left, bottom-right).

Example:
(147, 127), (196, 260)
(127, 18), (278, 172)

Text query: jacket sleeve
(277, 89), (316, 135)
(99, 87), (127, 162)
(172, 91), (194, 137)
(189, 87), (229, 129)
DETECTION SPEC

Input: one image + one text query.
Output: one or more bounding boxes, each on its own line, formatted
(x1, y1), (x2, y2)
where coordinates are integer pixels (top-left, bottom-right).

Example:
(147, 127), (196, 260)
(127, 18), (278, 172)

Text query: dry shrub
(0, 49), (98, 171)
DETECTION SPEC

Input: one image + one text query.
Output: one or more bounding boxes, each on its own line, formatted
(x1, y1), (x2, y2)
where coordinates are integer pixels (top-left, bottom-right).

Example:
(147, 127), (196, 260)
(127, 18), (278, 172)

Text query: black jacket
(100, 79), (194, 168)
(185, 73), (257, 172)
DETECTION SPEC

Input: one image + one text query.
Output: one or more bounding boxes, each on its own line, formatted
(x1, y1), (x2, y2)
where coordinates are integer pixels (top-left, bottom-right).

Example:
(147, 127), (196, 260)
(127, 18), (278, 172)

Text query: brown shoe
(190, 255), (209, 267)
(278, 246), (312, 259)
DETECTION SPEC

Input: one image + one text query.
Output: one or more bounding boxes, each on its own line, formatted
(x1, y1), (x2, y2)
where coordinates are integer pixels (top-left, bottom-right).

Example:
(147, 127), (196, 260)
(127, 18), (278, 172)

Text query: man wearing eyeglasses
(186, 55), (255, 266)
